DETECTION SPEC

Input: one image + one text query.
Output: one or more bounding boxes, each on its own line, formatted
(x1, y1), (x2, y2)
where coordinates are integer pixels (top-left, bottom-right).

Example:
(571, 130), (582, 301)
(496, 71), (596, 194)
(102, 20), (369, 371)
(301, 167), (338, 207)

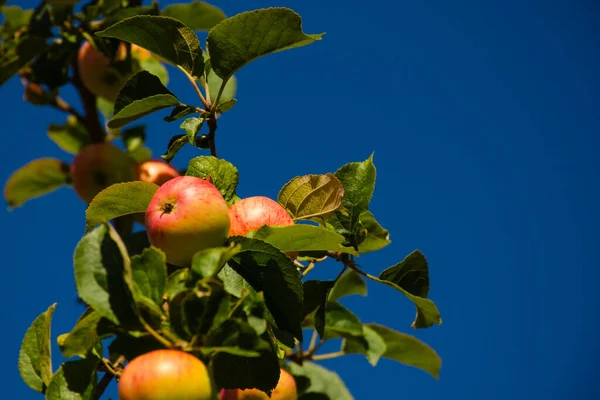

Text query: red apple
(71, 143), (134, 203)
(228, 196), (294, 236)
(145, 176), (230, 267)
(220, 368), (297, 400)
(118, 349), (213, 400)
(77, 41), (128, 102)
(135, 160), (180, 186)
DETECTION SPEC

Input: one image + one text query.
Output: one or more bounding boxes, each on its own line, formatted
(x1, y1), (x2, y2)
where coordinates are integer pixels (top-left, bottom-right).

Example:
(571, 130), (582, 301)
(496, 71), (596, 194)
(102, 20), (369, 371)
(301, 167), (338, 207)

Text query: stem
(52, 97), (86, 124)
(211, 78), (229, 113)
(93, 355), (125, 400)
(71, 54), (105, 143)
(307, 329), (319, 353)
(178, 65), (210, 109)
(206, 116), (218, 157)
(142, 318), (173, 348)
(301, 262), (315, 278)
(311, 351), (345, 361)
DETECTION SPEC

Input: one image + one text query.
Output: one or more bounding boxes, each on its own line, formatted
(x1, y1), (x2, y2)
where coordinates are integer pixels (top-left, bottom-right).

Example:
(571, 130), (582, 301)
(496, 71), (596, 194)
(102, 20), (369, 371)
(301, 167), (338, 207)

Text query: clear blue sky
(2, 0), (599, 399)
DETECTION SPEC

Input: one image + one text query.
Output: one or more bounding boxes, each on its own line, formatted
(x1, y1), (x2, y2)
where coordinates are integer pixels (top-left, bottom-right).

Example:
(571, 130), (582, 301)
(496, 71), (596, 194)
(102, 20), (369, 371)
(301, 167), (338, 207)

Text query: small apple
(220, 368), (297, 400)
(71, 143), (134, 203)
(228, 196), (294, 236)
(77, 41), (128, 102)
(118, 349), (213, 400)
(135, 160), (180, 186)
(145, 176), (230, 267)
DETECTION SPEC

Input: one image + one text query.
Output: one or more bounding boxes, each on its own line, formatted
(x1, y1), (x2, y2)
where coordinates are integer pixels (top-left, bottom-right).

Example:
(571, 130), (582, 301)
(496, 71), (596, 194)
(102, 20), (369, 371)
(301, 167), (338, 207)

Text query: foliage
(3, 1), (443, 399)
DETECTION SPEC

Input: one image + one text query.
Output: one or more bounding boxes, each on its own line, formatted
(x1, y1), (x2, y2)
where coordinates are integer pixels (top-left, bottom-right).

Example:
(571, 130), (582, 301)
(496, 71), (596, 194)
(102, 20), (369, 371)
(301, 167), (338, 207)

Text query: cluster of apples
(118, 349), (297, 400)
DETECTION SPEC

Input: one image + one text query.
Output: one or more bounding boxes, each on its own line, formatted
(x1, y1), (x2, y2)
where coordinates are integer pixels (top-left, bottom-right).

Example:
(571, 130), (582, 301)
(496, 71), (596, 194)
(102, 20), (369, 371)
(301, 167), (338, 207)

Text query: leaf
(58, 310), (103, 359)
(365, 324), (441, 378)
(357, 210), (391, 254)
(73, 224), (138, 326)
(341, 325), (386, 367)
(323, 301), (363, 341)
(250, 225), (358, 256)
(97, 15), (202, 76)
(45, 356), (98, 400)
(289, 362), (353, 400)
(163, 104), (196, 122)
(121, 125), (146, 153)
(104, 3), (160, 28)
(191, 245), (241, 279)
(161, 134), (188, 163)
(131, 247), (167, 309)
(228, 237), (304, 340)
(4, 158), (70, 208)
(161, 1), (226, 31)
(108, 71), (179, 129)
(180, 117), (204, 145)
(0, 36), (48, 86)
(378, 250), (441, 328)
(328, 269), (367, 302)
(278, 174), (344, 221)
(302, 281), (334, 320)
(18, 304), (56, 393)
(215, 98), (237, 114)
(332, 154), (376, 238)
(85, 181), (159, 232)
(47, 117), (89, 154)
(207, 8), (323, 80)
(200, 52), (237, 103)
(380, 250), (429, 298)
(186, 156), (239, 201)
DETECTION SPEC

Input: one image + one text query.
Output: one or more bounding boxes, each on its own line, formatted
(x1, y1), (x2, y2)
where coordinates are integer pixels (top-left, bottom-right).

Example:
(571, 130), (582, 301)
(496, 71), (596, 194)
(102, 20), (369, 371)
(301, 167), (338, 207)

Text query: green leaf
(164, 268), (191, 302)
(302, 281), (334, 320)
(207, 8), (323, 80)
(341, 325), (386, 367)
(108, 71), (179, 129)
(323, 301), (363, 341)
(97, 15), (202, 76)
(161, 134), (188, 163)
(200, 52), (237, 104)
(4, 158), (70, 209)
(228, 237), (304, 340)
(362, 324), (441, 378)
(332, 154), (376, 238)
(1, 6), (33, 32)
(278, 174), (344, 221)
(161, 1), (226, 31)
(357, 210), (391, 254)
(250, 225), (358, 256)
(180, 117), (204, 145)
(45, 356), (98, 400)
(121, 125), (145, 153)
(185, 156), (239, 201)
(73, 224), (138, 326)
(191, 245), (241, 279)
(18, 304), (56, 393)
(104, 3), (160, 28)
(289, 362), (353, 400)
(215, 98), (237, 114)
(163, 104), (197, 122)
(328, 269), (367, 302)
(47, 117), (89, 154)
(378, 250), (441, 328)
(137, 55), (169, 86)
(0, 36), (48, 86)
(85, 181), (159, 232)
(131, 247), (167, 309)
(58, 310), (102, 359)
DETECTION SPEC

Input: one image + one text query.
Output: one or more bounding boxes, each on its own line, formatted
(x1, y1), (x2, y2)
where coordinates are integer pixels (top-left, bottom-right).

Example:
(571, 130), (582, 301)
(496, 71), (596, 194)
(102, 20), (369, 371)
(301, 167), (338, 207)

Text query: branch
(71, 54), (105, 143)
(93, 355), (125, 400)
(206, 116), (218, 157)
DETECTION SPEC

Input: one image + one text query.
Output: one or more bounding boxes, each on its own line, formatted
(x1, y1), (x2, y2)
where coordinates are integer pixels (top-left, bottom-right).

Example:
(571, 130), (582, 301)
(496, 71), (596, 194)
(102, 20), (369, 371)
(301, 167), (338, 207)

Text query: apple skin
(118, 349), (213, 400)
(220, 368), (297, 400)
(145, 176), (230, 267)
(135, 160), (180, 186)
(71, 143), (135, 203)
(228, 196), (294, 236)
(77, 41), (128, 102)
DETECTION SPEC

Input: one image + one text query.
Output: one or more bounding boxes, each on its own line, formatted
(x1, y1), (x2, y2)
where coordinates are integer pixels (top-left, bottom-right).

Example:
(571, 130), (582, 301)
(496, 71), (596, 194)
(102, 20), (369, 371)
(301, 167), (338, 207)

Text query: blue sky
(2, 0), (599, 399)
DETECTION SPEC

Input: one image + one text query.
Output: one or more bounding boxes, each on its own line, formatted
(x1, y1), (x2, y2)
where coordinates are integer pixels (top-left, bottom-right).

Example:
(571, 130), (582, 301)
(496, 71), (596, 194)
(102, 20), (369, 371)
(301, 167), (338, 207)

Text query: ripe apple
(135, 160), (180, 186)
(77, 41), (128, 102)
(71, 143), (134, 203)
(228, 196), (294, 236)
(220, 368), (297, 400)
(145, 176), (230, 267)
(118, 349), (213, 400)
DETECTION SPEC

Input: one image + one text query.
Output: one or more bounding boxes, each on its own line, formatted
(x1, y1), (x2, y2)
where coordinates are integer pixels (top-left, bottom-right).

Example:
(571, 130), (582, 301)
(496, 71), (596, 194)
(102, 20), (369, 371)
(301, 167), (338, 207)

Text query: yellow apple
(220, 368), (297, 400)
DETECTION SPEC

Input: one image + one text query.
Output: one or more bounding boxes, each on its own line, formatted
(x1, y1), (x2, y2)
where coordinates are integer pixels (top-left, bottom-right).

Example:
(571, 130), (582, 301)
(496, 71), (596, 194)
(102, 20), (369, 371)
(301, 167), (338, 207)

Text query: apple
(77, 41), (128, 102)
(118, 349), (213, 400)
(135, 160), (180, 186)
(220, 368), (297, 400)
(228, 196), (294, 236)
(71, 143), (135, 203)
(145, 176), (230, 267)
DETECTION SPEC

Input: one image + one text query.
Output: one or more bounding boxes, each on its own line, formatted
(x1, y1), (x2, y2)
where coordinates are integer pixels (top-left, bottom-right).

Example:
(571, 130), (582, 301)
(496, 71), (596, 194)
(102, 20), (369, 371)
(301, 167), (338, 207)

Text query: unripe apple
(77, 41), (128, 102)
(220, 368), (297, 400)
(119, 349), (213, 400)
(228, 196), (294, 236)
(71, 143), (135, 203)
(145, 176), (230, 267)
(135, 160), (180, 186)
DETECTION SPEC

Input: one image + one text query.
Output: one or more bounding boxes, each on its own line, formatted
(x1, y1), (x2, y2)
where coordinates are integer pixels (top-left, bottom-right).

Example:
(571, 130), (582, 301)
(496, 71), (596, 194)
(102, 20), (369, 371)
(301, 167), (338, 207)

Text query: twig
(178, 65), (210, 109)
(52, 96), (86, 124)
(71, 54), (105, 143)
(301, 262), (315, 277)
(206, 116), (218, 157)
(311, 351), (345, 361)
(307, 329), (319, 353)
(93, 355), (126, 400)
